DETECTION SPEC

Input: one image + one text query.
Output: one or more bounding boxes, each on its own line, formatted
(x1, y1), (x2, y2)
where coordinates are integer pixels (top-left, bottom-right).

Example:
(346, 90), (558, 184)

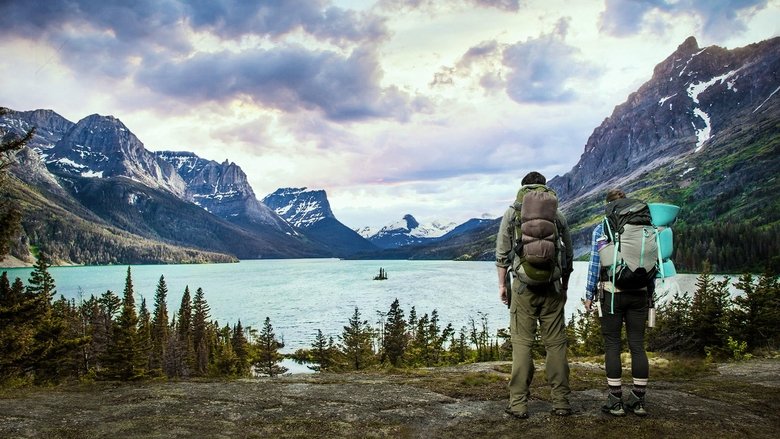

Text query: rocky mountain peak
(43, 114), (186, 196)
(402, 214), (419, 230)
(262, 187), (335, 229)
(549, 36), (780, 204)
(0, 108), (75, 152)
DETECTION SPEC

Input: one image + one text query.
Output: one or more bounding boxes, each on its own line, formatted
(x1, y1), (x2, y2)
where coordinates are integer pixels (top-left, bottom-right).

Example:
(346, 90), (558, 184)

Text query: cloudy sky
(1, 0), (778, 230)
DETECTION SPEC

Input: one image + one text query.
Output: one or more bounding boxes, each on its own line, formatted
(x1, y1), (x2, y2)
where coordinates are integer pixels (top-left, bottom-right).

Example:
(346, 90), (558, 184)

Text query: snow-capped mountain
(0, 110), (330, 263)
(262, 187), (378, 256)
(262, 187), (332, 228)
(44, 114), (188, 197)
(365, 214), (457, 249)
(155, 151), (292, 234)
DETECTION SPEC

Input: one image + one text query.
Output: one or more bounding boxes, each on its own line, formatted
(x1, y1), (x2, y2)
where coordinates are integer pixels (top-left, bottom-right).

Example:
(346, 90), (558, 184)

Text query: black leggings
(600, 290), (649, 386)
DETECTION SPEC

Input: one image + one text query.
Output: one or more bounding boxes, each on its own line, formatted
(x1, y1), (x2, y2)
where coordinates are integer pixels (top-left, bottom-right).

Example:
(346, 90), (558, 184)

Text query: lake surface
(2, 260), (736, 355)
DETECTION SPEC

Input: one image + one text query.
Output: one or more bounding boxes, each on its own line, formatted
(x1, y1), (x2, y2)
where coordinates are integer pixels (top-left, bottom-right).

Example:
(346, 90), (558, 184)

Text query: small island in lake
(373, 267), (388, 280)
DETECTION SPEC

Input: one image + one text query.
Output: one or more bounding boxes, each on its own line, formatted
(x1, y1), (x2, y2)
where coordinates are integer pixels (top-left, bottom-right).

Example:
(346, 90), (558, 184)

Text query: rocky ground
(1, 357), (778, 438)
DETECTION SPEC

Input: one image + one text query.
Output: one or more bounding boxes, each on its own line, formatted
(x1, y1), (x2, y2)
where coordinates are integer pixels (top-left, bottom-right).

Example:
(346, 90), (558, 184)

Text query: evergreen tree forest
(0, 254), (283, 385)
(290, 302), (509, 371)
(3, 253), (777, 387)
(674, 222), (780, 274)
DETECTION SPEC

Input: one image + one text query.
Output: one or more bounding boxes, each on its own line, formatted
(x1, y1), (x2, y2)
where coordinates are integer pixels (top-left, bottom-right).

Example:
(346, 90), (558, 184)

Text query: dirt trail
(1, 359), (778, 438)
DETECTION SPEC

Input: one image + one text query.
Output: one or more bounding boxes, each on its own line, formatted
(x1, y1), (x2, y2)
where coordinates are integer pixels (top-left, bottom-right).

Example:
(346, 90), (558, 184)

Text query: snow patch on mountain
(261, 187), (333, 229)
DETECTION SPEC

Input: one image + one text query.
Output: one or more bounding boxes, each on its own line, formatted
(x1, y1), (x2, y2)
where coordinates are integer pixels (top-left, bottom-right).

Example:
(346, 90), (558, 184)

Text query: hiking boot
(601, 392), (625, 417)
(625, 390), (648, 416)
(504, 407), (528, 419)
(551, 408), (572, 417)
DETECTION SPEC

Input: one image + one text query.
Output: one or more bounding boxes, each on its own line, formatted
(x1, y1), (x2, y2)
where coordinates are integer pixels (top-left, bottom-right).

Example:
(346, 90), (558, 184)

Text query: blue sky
(1, 0), (777, 230)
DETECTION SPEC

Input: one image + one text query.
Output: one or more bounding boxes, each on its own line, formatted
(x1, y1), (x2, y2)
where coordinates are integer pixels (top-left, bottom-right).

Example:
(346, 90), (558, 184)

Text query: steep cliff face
(549, 36), (780, 204)
(262, 187), (377, 256)
(156, 151), (293, 233)
(0, 111), (329, 264)
(46, 114), (187, 197)
(0, 109), (75, 152)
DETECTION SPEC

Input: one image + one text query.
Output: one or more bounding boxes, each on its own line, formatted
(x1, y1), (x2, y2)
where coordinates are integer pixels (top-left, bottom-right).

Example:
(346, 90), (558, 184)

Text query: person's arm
(584, 223), (602, 312)
(497, 265), (509, 306)
(495, 208), (513, 305)
(557, 211), (574, 290)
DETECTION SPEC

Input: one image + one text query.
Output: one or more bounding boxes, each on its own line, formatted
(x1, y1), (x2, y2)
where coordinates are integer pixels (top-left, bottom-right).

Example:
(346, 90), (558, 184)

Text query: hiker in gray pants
(496, 171), (574, 419)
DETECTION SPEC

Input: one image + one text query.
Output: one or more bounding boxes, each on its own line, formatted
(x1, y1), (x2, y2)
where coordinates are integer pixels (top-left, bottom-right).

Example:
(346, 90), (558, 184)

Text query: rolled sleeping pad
(648, 203), (680, 227)
(658, 259), (677, 278)
(658, 227), (674, 260)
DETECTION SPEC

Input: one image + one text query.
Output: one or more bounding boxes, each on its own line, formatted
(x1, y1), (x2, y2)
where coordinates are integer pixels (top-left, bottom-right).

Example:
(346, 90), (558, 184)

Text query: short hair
(606, 188), (626, 203)
(521, 171), (546, 185)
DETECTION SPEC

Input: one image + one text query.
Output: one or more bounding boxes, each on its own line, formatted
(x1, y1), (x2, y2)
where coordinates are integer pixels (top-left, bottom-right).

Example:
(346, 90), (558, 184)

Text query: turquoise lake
(1, 260), (722, 357)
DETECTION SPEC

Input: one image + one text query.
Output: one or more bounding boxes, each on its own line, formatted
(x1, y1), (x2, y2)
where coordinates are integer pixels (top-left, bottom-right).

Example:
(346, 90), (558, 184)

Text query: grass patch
(461, 372), (504, 386)
(651, 355), (716, 381)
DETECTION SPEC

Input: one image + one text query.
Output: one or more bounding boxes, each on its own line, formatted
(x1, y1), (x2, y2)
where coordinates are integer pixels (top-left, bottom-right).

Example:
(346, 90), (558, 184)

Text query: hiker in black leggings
(598, 287), (650, 416)
(584, 188), (651, 417)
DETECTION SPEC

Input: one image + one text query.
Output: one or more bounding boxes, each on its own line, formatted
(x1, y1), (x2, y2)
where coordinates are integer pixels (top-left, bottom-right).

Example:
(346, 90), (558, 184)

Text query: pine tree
(427, 310), (453, 366)
(254, 317), (287, 377)
(339, 307), (375, 370)
(0, 274), (36, 381)
(382, 299), (407, 367)
(137, 298), (153, 373)
(231, 320), (250, 376)
(24, 255), (85, 382)
(731, 271), (780, 351)
(191, 287), (211, 376)
(647, 291), (694, 353)
(689, 264), (731, 356)
(176, 286), (194, 377)
(27, 253), (56, 314)
(106, 267), (146, 380)
(213, 323), (238, 376)
(308, 329), (336, 372)
(150, 275), (170, 376)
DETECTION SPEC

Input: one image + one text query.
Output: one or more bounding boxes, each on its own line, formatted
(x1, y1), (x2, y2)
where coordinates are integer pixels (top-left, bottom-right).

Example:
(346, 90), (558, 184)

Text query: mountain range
(0, 111), (475, 265)
(2, 36), (778, 271)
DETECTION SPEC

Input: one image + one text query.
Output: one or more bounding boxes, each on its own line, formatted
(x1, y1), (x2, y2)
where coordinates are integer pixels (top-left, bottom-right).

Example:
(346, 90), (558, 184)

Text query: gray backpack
(598, 198), (658, 290)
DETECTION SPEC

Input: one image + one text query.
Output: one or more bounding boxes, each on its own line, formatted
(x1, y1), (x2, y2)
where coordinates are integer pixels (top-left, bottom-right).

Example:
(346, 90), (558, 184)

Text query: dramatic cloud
(600, 0), (771, 40)
(503, 18), (598, 104)
(185, 0), (389, 45)
(378, 0), (521, 13)
(137, 46), (416, 121)
(1, 0), (775, 229)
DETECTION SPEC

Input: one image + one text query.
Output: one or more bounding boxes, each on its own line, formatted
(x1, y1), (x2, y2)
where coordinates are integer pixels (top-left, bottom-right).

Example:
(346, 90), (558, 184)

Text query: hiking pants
(600, 290), (649, 387)
(508, 281), (571, 411)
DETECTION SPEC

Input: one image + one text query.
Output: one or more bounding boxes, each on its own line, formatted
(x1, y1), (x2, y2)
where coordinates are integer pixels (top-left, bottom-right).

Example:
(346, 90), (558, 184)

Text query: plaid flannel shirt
(585, 222), (604, 301)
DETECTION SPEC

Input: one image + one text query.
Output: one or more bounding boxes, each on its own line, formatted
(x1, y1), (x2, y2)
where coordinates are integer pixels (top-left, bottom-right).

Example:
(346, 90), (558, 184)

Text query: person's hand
(584, 299), (593, 312)
(500, 284), (508, 306)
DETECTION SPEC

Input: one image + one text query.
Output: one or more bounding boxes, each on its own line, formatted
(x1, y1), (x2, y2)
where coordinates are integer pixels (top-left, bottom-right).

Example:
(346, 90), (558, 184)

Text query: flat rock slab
(1, 359), (778, 438)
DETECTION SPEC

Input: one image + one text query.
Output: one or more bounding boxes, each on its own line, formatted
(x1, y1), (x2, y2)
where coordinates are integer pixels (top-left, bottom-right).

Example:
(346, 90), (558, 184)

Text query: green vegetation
(0, 254), (283, 385)
(290, 308), (508, 372)
(0, 107), (34, 259)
